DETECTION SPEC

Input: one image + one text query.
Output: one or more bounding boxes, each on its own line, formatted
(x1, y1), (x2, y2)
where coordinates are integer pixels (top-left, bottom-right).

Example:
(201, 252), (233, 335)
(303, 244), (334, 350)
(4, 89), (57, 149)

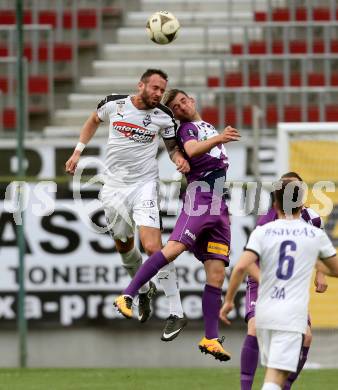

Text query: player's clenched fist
(220, 126), (241, 143)
(219, 300), (234, 325)
(65, 151), (81, 175)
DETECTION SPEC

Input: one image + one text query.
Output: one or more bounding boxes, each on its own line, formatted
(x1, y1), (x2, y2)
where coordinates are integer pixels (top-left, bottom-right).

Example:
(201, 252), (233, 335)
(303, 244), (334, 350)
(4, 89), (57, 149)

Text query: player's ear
(137, 81), (144, 91)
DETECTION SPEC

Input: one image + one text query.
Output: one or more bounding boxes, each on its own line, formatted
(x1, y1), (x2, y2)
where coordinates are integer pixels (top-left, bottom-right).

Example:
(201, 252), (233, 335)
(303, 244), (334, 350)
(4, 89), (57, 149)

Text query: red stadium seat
(249, 41), (266, 54)
(249, 73), (261, 87)
(272, 8), (290, 21)
(307, 106), (319, 122)
(225, 72), (243, 87)
(0, 77), (9, 93)
(0, 10), (32, 24)
(295, 7), (307, 21)
(290, 72), (301, 87)
(225, 106), (236, 124)
(63, 9), (97, 29)
(254, 11), (267, 22)
(331, 40), (338, 53)
(207, 77), (219, 87)
(307, 73), (325, 86)
(325, 105), (338, 121)
(331, 72), (338, 86)
(0, 45), (9, 57)
(266, 105), (278, 125)
(289, 40), (307, 54)
(0, 76), (49, 94)
(0, 9), (98, 29)
(313, 40), (325, 53)
(38, 10), (57, 27)
(267, 72), (284, 87)
(243, 106), (253, 126)
(28, 76), (49, 94)
(313, 7), (331, 21)
(201, 107), (219, 127)
(284, 105), (302, 122)
(2, 108), (16, 129)
(19, 43), (73, 62)
(272, 40), (284, 54)
(231, 44), (243, 55)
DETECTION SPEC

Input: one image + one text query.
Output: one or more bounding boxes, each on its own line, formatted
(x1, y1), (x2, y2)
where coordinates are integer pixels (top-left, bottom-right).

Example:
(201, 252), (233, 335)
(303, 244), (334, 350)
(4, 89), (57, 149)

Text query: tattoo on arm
(163, 138), (181, 160)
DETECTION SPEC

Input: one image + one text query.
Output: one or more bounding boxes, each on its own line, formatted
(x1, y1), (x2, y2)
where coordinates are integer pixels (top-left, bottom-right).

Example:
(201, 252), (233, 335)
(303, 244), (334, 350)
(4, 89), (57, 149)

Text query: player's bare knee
(206, 268), (225, 288)
(143, 241), (162, 255)
(247, 317), (257, 336)
(115, 238), (134, 253)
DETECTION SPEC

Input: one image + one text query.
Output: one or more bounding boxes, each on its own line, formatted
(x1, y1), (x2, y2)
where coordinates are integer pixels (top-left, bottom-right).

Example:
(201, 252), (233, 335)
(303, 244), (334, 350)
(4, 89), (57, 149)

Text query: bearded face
(139, 74), (167, 109)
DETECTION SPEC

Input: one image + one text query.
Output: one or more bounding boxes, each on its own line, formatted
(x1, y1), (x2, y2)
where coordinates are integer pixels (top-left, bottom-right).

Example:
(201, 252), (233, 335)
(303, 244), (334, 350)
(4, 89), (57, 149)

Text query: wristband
(75, 142), (86, 153)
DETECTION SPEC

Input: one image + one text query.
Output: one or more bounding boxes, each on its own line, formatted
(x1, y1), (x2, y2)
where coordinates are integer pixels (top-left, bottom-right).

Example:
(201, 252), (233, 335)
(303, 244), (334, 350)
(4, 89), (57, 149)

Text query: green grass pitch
(0, 368), (337, 389)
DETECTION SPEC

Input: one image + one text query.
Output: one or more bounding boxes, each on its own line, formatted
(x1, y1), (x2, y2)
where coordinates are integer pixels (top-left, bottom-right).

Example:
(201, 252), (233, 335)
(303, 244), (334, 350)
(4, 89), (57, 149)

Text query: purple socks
(240, 335), (259, 390)
(123, 251), (168, 297)
(283, 346), (310, 390)
(202, 284), (222, 339)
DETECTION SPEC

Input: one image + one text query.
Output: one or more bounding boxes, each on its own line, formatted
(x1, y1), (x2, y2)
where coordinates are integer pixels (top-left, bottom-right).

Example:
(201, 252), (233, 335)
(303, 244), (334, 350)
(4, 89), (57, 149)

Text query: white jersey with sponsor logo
(245, 218), (336, 333)
(97, 94), (176, 185)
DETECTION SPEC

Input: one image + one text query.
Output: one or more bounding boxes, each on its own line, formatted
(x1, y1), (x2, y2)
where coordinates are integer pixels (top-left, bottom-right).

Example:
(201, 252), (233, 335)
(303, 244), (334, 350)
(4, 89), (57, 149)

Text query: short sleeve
(245, 226), (264, 258)
(318, 230), (337, 259)
(96, 95), (112, 122)
(161, 118), (177, 139)
(178, 123), (198, 145)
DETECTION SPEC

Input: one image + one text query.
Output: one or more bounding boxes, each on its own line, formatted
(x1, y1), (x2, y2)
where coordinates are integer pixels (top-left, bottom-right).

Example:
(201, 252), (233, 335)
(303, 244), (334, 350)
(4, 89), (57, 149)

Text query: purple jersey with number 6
(169, 120), (231, 264)
(244, 207), (323, 322)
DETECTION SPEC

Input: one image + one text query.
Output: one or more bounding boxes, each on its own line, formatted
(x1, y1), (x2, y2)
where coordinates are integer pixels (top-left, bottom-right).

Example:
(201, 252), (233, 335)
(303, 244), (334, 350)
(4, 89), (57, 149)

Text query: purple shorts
(169, 185), (231, 265)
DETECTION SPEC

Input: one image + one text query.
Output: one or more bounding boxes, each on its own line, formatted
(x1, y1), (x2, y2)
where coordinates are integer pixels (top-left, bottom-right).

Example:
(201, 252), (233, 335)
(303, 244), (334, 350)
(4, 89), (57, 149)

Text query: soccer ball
(146, 11), (180, 45)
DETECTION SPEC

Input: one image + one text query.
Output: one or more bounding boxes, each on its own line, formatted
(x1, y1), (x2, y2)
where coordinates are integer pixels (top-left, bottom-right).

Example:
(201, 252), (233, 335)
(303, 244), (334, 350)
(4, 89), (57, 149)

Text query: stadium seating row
(201, 105), (338, 127)
(208, 72), (338, 87)
(254, 6), (338, 22)
(231, 39), (338, 54)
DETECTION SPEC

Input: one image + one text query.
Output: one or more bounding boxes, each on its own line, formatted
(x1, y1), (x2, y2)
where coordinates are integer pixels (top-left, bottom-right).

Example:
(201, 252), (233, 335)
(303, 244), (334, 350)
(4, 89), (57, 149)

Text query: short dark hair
(140, 69), (168, 83)
(162, 88), (188, 107)
(274, 179), (304, 215)
(281, 171), (303, 181)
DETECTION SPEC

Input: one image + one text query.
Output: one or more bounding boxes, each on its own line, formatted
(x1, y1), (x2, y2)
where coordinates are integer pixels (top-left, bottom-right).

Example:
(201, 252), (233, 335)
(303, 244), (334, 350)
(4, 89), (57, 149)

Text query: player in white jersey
(220, 179), (338, 390)
(65, 69), (190, 340)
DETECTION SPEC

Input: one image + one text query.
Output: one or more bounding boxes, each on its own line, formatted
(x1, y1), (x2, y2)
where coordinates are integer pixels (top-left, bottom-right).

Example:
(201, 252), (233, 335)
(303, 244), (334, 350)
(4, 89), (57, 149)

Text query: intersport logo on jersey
(113, 121), (155, 143)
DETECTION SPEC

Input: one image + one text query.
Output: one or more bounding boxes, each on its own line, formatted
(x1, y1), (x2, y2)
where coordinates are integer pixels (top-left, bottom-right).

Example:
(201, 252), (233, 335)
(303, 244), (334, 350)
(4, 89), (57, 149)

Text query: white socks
(261, 383), (281, 390)
(157, 262), (184, 317)
(120, 247), (149, 293)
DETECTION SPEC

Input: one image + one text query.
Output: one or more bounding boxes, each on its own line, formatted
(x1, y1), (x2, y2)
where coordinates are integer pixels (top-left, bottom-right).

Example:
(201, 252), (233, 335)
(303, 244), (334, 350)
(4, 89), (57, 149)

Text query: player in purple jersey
(234, 172), (328, 390)
(114, 89), (240, 361)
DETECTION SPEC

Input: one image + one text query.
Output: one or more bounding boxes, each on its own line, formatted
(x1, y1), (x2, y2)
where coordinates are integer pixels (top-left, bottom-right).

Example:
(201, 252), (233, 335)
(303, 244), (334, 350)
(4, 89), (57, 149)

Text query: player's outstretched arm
(184, 126), (240, 158)
(65, 112), (101, 175)
(163, 138), (190, 173)
(219, 250), (258, 325)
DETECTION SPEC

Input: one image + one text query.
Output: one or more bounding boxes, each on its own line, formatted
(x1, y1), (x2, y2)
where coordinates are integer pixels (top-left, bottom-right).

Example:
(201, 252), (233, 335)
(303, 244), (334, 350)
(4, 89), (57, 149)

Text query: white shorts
(100, 180), (160, 242)
(256, 328), (303, 373)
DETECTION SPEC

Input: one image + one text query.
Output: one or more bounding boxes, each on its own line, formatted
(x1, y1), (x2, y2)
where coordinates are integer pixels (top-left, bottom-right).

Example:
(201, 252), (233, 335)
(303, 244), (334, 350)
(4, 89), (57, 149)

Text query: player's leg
(241, 317), (260, 390)
(198, 259), (231, 362)
(241, 281), (260, 390)
(259, 330), (302, 390)
(282, 325), (312, 390)
(101, 183), (151, 294)
(139, 225), (185, 318)
(262, 368), (289, 390)
(134, 180), (185, 327)
(114, 240), (186, 318)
